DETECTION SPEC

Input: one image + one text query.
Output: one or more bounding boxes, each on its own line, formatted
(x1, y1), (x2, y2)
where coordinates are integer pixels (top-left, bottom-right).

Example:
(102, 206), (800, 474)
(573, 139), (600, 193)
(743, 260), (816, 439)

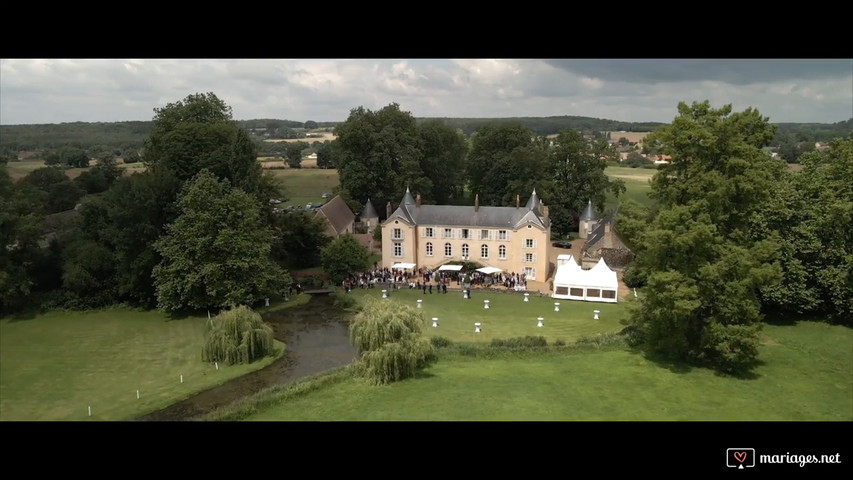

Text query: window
(499, 245), (506, 259)
(481, 244), (489, 258)
(462, 244), (469, 259)
(587, 288), (601, 298)
(393, 228), (402, 240)
(393, 243), (403, 257)
(555, 287), (568, 295)
(524, 253), (534, 263)
(425, 227), (434, 238)
(498, 230), (508, 240)
(523, 267), (535, 280)
(602, 290), (616, 299)
(570, 287), (584, 297)
(426, 242), (433, 257)
(445, 243), (452, 257)
(480, 229), (489, 240)
(461, 228), (470, 239)
(443, 228), (453, 238)
(524, 239), (535, 248)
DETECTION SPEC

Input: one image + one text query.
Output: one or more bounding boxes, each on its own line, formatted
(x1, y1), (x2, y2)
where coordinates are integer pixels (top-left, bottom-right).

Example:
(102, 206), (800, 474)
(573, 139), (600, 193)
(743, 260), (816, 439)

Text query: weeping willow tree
(349, 298), (436, 385)
(202, 305), (276, 365)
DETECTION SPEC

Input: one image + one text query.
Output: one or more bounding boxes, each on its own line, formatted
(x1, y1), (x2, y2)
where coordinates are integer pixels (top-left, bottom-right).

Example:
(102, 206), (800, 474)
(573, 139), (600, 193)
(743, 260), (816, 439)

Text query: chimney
(516, 195), (520, 209)
(386, 202), (392, 219)
(542, 204), (549, 223)
(416, 194), (421, 207)
(475, 194), (479, 212)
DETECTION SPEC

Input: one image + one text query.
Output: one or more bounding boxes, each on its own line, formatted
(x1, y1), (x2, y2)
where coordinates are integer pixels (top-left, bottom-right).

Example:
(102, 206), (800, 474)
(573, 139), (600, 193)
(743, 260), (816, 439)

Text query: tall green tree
(417, 120), (469, 204)
(271, 210), (331, 269)
(755, 136), (852, 323)
(320, 234), (370, 285)
(315, 140), (339, 169)
(152, 170), (289, 312)
(465, 123), (535, 206)
(542, 130), (625, 237)
(0, 167), (46, 312)
(334, 103), (427, 215)
(77, 168), (182, 307)
(629, 101), (785, 374)
(143, 92), (262, 195)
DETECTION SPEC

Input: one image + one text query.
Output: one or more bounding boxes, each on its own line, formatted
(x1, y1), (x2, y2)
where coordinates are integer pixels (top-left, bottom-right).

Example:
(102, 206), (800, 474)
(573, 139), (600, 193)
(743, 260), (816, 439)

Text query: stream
(136, 294), (357, 421)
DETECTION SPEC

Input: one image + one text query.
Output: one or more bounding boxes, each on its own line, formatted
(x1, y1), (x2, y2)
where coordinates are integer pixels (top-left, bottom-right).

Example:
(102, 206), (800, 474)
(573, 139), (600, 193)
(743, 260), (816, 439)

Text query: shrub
(430, 336), (453, 348)
(553, 339), (566, 346)
(202, 306), (276, 365)
(490, 336), (548, 348)
(332, 290), (358, 310)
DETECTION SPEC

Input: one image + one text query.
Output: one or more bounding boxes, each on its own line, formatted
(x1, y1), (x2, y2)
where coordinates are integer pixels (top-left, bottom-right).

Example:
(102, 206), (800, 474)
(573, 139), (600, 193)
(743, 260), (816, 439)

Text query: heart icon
(734, 451), (747, 463)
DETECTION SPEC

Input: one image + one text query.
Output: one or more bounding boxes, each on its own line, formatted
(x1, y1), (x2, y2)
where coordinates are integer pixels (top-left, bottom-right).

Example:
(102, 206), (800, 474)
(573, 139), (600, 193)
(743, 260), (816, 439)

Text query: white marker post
(417, 299), (423, 309)
(484, 300), (490, 309)
(474, 322), (481, 333)
(594, 310), (600, 320)
(180, 374), (183, 384)
(432, 317), (439, 328)
(215, 362), (219, 370)
(136, 390), (140, 400)
(382, 289), (388, 298)
(524, 293), (529, 302)
(537, 317), (544, 328)
(88, 406), (91, 417)
(554, 302), (560, 312)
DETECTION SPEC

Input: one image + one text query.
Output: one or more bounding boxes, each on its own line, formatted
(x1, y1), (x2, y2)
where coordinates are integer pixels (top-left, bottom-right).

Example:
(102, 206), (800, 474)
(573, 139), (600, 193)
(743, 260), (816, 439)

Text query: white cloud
(1, 58), (850, 125)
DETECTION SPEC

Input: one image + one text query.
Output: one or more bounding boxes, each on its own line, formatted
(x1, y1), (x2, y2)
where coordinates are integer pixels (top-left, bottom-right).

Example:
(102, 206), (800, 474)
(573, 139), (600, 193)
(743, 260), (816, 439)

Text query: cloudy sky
(1, 59), (851, 125)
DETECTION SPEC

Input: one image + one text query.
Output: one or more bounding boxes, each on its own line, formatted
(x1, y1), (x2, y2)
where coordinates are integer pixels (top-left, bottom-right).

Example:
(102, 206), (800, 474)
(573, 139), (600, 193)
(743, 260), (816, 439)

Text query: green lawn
(0, 304), (296, 421)
(347, 288), (631, 344)
(267, 168), (340, 207)
(241, 320), (852, 421)
(605, 165), (656, 209)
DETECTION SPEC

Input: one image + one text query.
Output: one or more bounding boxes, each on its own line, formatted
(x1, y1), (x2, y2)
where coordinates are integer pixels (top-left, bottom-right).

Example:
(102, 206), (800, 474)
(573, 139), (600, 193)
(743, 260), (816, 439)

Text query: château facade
(381, 188), (551, 280)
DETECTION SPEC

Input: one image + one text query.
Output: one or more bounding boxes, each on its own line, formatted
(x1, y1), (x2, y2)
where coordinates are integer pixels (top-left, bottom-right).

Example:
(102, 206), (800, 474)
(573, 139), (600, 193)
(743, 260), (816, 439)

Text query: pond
(136, 295), (357, 421)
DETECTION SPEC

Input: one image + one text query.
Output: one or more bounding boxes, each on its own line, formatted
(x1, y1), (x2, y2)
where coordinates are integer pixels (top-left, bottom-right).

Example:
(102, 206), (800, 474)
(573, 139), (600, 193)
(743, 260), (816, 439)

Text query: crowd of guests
(338, 263), (528, 293)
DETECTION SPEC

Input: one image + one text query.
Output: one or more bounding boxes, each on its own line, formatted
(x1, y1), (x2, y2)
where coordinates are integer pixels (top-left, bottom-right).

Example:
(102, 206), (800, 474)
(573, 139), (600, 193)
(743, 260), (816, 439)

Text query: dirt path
(136, 295), (357, 421)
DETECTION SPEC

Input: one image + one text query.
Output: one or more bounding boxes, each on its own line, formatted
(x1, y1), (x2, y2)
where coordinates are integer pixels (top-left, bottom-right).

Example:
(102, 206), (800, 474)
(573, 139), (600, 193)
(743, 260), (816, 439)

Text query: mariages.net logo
(727, 448), (843, 469)
(727, 448), (756, 469)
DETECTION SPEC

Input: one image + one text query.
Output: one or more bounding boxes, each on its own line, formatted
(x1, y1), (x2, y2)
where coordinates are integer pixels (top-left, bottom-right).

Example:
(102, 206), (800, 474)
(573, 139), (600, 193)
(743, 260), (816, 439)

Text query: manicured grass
(347, 287), (631, 344)
(0, 305), (291, 421)
(266, 168), (339, 207)
(242, 320), (852, 421)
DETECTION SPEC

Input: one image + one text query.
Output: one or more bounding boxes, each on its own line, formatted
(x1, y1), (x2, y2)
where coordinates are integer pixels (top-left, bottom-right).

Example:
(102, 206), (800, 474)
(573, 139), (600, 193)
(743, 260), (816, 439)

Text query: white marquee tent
(438, 264), (463, 271)
(475, 267), (502, 275)
(552, 256), (618, 303)
(392, 263), (416, 270)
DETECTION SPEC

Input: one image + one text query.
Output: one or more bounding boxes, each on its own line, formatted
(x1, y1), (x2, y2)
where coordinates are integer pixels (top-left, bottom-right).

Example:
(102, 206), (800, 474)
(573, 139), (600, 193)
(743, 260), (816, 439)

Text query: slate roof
(361, 198), (378, 219)
(580, 199), (597, 221)
(582, 207), (628, 254)
(315, 195), (355, 236)
(385, 190), (547, 230)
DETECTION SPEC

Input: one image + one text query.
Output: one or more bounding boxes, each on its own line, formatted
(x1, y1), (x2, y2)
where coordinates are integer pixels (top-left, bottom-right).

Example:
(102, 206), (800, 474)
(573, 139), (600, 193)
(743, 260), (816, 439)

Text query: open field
(605, 165), (655, 209)
(264, 132), (337, 143)
(4, 159), (89, 181)
(267, 168), (340, 207)
(0, 305), (292, 421)
(238, 318), (852, 421)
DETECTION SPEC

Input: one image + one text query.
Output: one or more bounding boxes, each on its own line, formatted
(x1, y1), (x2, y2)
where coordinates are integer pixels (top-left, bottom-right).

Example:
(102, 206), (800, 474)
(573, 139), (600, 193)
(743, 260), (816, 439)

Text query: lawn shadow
(2, 309), (39, 322)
